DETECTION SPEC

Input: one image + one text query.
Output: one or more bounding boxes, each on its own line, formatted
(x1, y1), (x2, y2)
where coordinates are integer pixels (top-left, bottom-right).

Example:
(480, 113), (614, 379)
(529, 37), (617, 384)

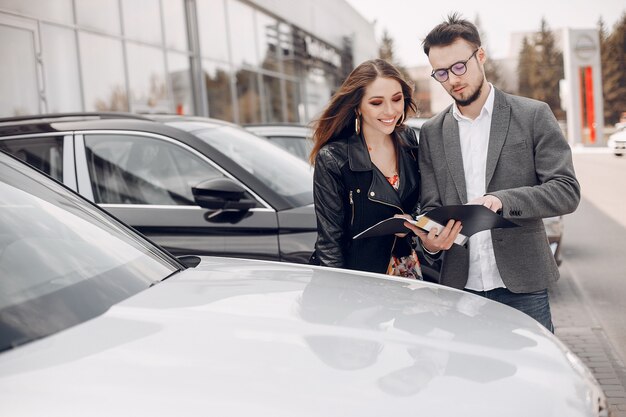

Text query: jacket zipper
(349, 190), (355, 226)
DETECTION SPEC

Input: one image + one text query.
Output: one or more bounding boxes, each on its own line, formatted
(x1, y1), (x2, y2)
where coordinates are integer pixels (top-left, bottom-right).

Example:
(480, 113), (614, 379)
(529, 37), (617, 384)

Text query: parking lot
(551, 148), (626, 416)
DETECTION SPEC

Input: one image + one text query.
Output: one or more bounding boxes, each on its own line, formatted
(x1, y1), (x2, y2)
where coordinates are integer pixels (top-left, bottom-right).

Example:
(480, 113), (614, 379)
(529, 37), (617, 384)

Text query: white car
(0, 145), (607, 417)
(404, 117), (429, 140)
(608, 125), (626, 156)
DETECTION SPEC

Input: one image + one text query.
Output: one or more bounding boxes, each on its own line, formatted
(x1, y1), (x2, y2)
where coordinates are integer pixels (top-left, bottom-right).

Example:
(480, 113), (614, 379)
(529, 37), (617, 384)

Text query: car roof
(404, 117), (428, 128)
(0, 112), (305, 210)
(245, 124), (312, 137)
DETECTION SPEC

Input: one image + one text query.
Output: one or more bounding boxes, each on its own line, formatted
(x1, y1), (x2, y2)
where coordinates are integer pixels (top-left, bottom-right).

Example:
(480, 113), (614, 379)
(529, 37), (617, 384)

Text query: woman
(309, 59), (424, 278)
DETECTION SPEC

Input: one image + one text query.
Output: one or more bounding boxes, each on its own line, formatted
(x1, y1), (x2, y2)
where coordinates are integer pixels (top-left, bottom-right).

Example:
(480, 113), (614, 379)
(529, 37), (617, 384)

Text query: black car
(0, 112), (441, 281)
(0, 113), (316, 263)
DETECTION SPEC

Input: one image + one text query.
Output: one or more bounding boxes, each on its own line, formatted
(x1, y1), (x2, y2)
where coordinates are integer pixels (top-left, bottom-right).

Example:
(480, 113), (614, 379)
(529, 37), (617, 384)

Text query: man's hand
(469, 195), (502, 213)
(404, 219), (463, 253)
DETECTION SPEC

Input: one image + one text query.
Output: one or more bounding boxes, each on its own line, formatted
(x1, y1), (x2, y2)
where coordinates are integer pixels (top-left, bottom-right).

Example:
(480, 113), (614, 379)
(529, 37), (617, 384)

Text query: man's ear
(477, 47), (487, 64)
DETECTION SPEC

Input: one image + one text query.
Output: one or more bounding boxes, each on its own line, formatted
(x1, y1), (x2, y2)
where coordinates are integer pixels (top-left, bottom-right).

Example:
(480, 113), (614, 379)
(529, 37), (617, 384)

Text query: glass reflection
(41, 24), (82, 113)
(256, 12), (279, 72)
(84, 134), (224, 205)
(203, 60), (234, 122)
(0, 24), (39, 116)
(262, 75), (283, 123)
(79, 32), (127, 111)
(0, 137), (64, 181)
(126, 43), (168, 112)
(121, 0), (162, 43)
(285, 80), (301, 122)
(303, 67), (333, 120)
(168, 52), (194, 115)
(236, 70), (261, 123)
(197, 0), (229, 62)
(0, 0), (74, 24)
(75, 0), (121, 35)
(227, 0), (259, 67)
(162, 0), (188, 51)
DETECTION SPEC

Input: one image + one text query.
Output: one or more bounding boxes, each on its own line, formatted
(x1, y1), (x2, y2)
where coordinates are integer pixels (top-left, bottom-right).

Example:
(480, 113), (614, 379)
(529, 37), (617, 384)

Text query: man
(408, 13), (580, 332)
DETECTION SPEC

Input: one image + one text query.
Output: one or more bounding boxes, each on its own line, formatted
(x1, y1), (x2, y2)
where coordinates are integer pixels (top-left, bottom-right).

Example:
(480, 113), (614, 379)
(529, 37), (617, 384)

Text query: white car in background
(0, 151), (608, 416)
(608, 124), (626, 156)
(404, 117), (429, 140)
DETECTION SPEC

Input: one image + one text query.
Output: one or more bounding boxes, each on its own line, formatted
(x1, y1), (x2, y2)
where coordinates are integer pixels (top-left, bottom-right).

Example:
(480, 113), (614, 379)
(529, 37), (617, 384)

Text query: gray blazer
(419, 88), (580, 293)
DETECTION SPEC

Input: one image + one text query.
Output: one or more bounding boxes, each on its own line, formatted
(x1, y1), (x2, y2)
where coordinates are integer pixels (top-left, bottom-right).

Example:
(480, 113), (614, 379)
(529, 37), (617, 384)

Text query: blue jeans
(465, 287), (554, 333)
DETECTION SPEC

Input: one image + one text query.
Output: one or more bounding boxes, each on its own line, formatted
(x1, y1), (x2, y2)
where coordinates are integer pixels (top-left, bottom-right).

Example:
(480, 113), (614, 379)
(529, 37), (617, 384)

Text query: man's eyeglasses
(430, 48), (480, 83)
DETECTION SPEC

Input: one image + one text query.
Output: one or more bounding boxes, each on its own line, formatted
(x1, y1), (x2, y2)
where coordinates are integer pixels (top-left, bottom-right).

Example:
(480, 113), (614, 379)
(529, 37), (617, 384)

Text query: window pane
(278, 23), (298, 75)
(79, 33), (128, 112)
(227, 0), (258, 67)
(121, 0), (162, 44)
(265, 137), (311, 161)
(84, 134), (224, 205)
(285, 80), (301, 123)
(41, 24), (82, 113)
(203, 60), (234, 122)
(0, 137), (64, 181)
(256, 12), (279, 72)
(236, 70), (261, 124)
(303, 67), (333, 121)
(75, 0), (121, 35)
(194, 126), (313, 205)
(0, 24), (39, 116)
(0, 0), (73, 24)
(162, 0), (188, 50)
(126, 43), (168, 113)
(262, 75), (282, 123)
(168, 52), (194, 115)
(196, 0), (228, 62)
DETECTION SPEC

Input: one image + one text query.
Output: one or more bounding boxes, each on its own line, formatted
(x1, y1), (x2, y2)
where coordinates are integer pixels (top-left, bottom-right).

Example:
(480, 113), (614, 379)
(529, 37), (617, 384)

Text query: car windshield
(175, 123), (313, 206)
(0, 153), (181, 352)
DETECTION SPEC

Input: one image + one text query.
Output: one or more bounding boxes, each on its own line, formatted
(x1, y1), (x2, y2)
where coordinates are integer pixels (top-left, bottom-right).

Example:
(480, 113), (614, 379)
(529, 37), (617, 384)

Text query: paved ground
(551, 262), (626, 416)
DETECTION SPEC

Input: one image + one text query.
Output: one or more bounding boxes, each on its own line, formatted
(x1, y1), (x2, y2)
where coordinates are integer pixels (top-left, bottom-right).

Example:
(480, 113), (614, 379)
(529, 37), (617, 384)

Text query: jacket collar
(346, 131), (418, 211)
(347, 133), (371, 171)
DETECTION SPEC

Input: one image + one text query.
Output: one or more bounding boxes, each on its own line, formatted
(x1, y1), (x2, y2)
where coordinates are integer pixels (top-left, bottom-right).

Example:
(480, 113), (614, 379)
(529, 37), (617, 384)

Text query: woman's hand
(404, 219), (463, 252)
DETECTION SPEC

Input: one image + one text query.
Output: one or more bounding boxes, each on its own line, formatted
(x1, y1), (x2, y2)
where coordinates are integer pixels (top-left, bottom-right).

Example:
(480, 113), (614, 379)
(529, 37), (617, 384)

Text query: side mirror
(192, 177), (257, 210)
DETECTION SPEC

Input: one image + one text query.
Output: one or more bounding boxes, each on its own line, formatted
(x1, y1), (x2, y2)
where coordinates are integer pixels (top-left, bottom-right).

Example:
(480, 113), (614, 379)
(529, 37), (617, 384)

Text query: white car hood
(0, 258), (599, 417)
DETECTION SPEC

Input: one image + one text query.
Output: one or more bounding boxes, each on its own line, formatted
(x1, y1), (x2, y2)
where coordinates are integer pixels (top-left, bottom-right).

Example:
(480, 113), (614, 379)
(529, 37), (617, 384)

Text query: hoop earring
(354, 115), (361, 135)
(396, 112), (405, 127)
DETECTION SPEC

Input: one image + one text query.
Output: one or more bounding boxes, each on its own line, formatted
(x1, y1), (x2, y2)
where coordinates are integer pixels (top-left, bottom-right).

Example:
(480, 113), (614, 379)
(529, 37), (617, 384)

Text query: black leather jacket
(313, 128), (420, 274)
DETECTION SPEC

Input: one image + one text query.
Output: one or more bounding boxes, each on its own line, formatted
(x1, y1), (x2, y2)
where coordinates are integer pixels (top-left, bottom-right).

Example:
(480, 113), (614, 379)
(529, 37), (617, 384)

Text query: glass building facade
(0, 0), (370, 123)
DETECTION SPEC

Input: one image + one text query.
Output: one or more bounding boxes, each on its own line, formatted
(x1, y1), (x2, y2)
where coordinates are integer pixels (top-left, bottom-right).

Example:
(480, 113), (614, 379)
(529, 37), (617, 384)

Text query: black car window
(0, 136), (64, 181)
(190, 125), (313, 206)
(84, 134), (250, 206)
(265, 136), (312, 161)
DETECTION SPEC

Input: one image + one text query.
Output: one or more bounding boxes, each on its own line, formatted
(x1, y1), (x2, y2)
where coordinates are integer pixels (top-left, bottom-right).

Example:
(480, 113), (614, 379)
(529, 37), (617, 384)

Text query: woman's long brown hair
(309, 59), (417, 165)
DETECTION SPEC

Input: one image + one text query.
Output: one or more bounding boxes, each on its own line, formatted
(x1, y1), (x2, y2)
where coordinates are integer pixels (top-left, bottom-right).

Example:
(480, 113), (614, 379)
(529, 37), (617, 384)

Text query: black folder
(353, 204), (519, 245)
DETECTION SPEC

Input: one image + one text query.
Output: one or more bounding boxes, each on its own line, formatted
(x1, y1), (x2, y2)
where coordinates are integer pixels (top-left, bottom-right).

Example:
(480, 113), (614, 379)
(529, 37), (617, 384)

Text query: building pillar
(562, 29), (604, 146)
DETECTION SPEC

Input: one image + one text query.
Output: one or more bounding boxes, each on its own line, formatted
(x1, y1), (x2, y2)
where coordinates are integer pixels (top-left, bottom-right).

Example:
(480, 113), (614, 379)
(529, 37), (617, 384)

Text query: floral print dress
(385, 174), (423, 280)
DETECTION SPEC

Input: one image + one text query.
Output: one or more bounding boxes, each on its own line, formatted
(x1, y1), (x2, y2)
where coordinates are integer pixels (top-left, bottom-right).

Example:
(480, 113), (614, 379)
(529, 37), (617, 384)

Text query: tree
(377, 29), (421, 115)
(474, 14), (505, 91)
(378, 29), (411, 80)
(517, 37), (537, 99)
(600, 14), (626, 125)
(516, 18), (564, 119)
(532, 18), (564, 119)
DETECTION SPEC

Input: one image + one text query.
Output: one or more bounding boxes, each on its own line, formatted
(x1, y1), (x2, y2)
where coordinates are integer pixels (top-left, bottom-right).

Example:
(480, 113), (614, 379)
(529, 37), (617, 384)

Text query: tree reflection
(94, 85), (129, 112)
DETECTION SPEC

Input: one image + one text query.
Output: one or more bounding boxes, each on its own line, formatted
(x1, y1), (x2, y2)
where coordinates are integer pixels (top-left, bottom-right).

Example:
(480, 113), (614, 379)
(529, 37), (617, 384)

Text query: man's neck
(458, 82), (491, 120)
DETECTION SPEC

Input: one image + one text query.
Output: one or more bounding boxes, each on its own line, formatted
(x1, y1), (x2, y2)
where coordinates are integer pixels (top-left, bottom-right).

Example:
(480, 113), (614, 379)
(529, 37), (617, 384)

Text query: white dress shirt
(452, 85), (505, 291)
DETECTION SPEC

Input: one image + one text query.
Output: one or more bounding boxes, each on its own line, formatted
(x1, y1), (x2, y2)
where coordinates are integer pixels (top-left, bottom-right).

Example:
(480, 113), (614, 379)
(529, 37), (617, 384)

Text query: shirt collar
(452, 83), (495, 121)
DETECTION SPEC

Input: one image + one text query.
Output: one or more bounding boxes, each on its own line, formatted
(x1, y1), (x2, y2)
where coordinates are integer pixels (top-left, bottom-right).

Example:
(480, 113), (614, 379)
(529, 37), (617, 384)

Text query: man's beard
(454, 83), (483, 107)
